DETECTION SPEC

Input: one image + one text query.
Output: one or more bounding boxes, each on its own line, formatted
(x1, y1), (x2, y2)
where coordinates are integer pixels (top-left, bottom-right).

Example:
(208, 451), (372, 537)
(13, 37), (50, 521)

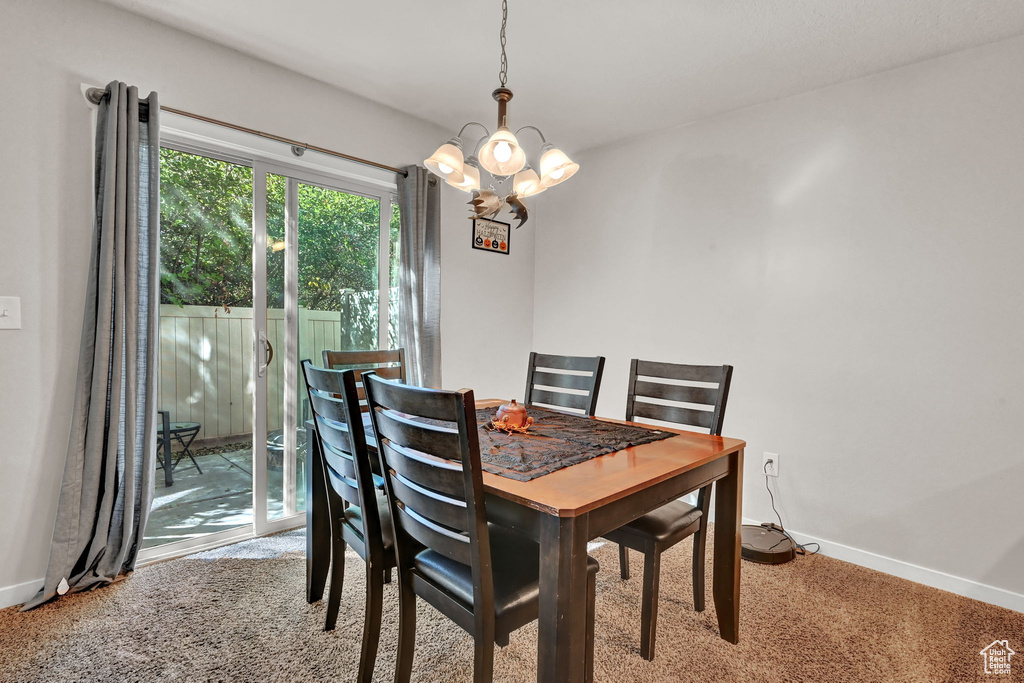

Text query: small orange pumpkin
(495, 399), (529, 428)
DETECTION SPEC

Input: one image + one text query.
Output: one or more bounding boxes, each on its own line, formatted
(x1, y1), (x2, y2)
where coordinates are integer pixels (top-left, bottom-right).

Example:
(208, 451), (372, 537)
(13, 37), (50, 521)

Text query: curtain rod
(85, 87), (408, 177)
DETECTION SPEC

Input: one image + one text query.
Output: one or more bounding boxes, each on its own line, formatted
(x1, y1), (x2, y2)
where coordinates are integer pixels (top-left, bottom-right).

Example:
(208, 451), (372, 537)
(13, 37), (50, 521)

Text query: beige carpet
(1, 527), (1021, 682)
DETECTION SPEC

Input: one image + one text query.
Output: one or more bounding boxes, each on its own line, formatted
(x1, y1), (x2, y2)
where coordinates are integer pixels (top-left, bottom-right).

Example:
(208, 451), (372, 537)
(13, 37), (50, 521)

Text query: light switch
(0, 296), (22, 330)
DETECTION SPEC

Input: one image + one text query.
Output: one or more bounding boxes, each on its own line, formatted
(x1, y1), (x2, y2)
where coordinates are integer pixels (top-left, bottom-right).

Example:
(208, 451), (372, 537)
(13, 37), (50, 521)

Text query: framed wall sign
(472, 218), (510, 255)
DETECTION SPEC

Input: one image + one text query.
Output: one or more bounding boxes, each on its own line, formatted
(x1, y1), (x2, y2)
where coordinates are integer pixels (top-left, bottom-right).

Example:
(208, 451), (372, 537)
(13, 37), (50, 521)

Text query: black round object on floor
(741, 523), (796, 564)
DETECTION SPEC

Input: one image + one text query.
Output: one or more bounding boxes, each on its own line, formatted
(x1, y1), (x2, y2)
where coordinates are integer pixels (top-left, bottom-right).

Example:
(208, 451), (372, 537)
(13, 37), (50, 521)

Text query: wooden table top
(475, 399), (745, 518)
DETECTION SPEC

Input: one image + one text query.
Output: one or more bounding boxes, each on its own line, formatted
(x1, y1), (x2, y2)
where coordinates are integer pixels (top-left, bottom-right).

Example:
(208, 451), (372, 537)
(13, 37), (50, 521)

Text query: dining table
(305, 400), (745, 683)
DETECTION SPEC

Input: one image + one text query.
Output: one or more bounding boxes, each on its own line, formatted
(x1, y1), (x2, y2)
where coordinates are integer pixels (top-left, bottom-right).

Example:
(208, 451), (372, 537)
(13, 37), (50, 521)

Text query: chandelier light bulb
(446, 158), (481, 192)
(494, 141), (513, 163)
(478, 127), (526, 176)
(513, 166), (546, 198)
(424, 138), (466, 185)
(539, 144), (578, 188)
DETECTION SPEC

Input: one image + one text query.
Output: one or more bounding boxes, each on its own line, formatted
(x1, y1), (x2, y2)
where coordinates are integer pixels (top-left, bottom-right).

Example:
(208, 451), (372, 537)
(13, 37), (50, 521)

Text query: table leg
(712, 447), (743, 643)
(306, 422), (330, 603)
(538, 513), (590, 683)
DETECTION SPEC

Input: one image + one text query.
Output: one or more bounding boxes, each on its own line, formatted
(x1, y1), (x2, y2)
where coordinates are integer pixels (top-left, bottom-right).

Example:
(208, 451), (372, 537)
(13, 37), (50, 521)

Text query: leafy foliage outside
(160, 148), (254, 307)
(159, 149), (400, 323)
(266, 175), (400, 311)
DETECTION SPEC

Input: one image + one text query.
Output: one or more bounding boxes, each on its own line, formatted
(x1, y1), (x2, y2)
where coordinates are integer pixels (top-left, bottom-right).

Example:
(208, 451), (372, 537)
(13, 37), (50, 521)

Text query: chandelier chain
(498, 0), (508, 87)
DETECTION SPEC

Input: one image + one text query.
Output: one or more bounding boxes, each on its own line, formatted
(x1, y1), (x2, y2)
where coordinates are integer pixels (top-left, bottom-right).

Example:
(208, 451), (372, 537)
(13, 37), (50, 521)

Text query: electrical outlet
(763, 452), (779, 477)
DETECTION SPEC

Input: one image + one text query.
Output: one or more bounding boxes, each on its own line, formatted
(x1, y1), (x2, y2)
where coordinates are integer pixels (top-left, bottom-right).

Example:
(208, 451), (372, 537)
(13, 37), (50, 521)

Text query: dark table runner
(473, 405), (674, 481)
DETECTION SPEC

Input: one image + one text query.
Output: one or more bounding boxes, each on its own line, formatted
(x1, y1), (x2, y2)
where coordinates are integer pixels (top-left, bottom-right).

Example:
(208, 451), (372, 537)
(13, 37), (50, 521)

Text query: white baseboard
(742, 518), (1024, 614)
(0, 578), (42, 611)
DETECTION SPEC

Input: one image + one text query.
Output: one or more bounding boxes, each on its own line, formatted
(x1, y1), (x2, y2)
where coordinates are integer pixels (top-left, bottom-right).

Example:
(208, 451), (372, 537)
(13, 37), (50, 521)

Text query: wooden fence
(159, 292), (394, 441)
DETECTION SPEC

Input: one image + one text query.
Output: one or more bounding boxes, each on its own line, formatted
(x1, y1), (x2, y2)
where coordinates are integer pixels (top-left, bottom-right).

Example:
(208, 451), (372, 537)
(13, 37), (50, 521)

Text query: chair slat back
(627, 359), (734, 515)
(364, 373), (494, 602)
(323, 348), (407, 411)
(524, 351), (606, 416)
(626, 359), (733, 436)
(302, 361), (381, 546)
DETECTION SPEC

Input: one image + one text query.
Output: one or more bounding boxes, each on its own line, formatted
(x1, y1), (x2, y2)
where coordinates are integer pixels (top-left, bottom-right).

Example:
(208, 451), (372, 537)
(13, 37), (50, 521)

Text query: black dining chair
(321, 348), (407, 478)
(323, 348), (407, 411)
(301, 360), (396, 683)
(524, 351), (606, 416)
(363, 372), (600, 683)
(603, 359), (734, 661)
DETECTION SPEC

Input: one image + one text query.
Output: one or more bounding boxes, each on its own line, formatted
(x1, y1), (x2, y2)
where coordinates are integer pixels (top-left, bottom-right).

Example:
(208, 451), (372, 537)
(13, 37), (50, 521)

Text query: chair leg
(394, 573), (417, 683)
(618, 544), (630, 580)
(692, 525), (707, 613)
(639, 549), (661, 661)
(324, 538), (345, 631)
(176, 433), (203, 474)
(357, 566), (384, 683)
(473, 637), (494, 683)
(384, 567), (392, 584)
(585, 568), (596, 683)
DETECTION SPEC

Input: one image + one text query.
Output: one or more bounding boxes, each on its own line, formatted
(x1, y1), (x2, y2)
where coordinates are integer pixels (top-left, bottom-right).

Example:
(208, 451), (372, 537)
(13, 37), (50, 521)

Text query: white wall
(534, 36), (1024, 605)
(0, 0), (534, 606)
(438, 182), (537, 401)
(439, 181), (540, 402)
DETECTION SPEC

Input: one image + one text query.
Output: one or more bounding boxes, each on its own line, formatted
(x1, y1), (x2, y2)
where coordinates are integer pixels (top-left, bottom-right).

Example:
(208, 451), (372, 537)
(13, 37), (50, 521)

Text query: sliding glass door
(256, 164), (398, 527)
(145, 147), (257, 552)
(143, 135), (397, 558)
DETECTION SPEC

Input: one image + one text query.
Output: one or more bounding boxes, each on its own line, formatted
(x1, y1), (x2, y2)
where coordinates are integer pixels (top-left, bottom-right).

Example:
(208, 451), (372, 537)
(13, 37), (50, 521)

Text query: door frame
(141, 117), (398, 561)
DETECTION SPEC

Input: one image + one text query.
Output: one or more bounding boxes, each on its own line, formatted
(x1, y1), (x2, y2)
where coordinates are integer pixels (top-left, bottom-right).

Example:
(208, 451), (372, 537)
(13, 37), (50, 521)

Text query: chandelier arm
(514, 125), (548, 144)
(457, 121), (491, 140)
(469, 134), (490, 156)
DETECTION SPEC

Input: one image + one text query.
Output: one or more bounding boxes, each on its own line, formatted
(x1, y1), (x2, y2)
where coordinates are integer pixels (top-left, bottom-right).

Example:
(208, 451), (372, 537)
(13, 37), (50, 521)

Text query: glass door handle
(257, 331), (274, 377)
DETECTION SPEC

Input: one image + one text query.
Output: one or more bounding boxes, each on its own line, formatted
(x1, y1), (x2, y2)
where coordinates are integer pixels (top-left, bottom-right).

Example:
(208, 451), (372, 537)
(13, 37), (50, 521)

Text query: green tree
(160, 149), (400, 314)
(266, 176), (388, 310)
(159, 148), (254, 307)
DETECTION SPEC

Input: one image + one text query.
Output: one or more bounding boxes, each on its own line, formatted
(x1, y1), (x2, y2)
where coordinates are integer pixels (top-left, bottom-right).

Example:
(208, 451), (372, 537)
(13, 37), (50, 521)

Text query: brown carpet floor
(1, 526), (1021, 682)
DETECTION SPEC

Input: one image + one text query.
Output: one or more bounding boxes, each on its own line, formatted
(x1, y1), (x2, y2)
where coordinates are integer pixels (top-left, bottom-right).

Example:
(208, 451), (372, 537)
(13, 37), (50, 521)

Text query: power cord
(762, 460), (819, 556)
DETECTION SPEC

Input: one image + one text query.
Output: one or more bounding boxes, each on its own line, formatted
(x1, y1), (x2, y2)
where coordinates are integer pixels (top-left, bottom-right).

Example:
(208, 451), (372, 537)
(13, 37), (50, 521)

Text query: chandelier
(423, 0), (578, 228)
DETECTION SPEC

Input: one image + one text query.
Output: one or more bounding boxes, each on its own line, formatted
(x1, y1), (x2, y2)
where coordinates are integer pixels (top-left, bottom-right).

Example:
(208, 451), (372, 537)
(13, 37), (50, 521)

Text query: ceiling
(100, 0), (1024, 153)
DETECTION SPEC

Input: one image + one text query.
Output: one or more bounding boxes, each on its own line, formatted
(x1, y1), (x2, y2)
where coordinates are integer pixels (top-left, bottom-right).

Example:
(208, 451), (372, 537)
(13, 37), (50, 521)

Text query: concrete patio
(143, 442), (307, 550)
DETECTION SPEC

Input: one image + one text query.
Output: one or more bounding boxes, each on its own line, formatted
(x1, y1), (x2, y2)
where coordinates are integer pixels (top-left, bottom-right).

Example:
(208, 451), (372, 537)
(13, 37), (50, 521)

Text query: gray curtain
(397, 165), (442, 388)
(23, 82), (160, 610)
